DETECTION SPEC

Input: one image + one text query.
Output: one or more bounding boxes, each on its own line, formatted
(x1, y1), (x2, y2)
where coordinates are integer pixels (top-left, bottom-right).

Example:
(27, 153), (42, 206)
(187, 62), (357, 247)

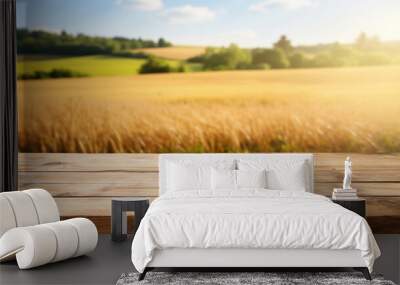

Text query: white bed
(131, 154), (380, 280)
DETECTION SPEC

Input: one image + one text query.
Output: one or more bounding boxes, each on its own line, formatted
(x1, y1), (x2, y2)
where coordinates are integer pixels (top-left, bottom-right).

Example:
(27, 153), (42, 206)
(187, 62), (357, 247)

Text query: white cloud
(117, 0), (163, 11)
(164, 5), (215, 24)
(249, 0), (314, 12)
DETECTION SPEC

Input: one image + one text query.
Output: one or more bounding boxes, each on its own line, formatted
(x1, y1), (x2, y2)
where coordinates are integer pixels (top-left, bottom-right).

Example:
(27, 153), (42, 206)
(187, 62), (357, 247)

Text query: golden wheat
(136, 46), (206, 60)
(18, 66), (400, 153)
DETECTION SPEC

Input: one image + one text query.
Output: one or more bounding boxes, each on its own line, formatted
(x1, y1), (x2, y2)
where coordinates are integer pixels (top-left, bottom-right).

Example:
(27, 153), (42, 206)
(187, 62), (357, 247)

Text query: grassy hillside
(17, 55), (146, 77)
(17, 55), (201, 77)
(17, 65), (400, 153)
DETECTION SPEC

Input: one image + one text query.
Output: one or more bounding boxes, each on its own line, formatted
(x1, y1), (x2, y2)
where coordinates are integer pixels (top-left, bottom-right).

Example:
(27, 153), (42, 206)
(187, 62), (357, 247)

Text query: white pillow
(211, 169), (267, 190)
(267, 163), (307, 191)
(167, 160), (235, 192)
(211, 169), (236, 190)
(237, 159), (308, 191)
(237, 169), (267, 189)
(168, 163), (211, 191)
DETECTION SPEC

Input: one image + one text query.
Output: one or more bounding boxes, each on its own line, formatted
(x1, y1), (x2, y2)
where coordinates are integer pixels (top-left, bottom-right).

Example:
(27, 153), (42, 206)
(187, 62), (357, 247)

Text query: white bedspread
(131, 190), (380, 273)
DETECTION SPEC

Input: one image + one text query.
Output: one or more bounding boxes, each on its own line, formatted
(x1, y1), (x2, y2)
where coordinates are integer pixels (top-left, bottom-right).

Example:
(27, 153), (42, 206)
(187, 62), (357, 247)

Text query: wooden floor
(0, 235), (399, 285)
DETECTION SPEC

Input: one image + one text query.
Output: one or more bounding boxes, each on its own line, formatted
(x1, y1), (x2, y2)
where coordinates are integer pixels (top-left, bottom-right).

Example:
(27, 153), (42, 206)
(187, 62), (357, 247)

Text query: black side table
(332, 198), (366, 218)
(111, 198), (149, 241)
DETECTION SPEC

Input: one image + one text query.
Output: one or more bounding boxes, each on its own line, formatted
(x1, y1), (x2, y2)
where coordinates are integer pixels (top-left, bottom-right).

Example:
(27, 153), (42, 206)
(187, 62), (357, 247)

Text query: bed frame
(141, 248), (370, 280)
(139, 154), (371, 281)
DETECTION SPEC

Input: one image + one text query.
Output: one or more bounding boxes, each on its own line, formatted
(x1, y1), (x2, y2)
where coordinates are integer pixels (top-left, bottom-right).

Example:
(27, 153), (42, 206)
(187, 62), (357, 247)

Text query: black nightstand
(111, 198), (149, 241)
(332, 198), (366, 218)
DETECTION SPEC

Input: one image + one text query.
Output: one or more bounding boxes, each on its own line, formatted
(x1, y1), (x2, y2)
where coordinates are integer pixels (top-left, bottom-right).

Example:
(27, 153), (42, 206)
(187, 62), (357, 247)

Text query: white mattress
(131, 191), (380, 273)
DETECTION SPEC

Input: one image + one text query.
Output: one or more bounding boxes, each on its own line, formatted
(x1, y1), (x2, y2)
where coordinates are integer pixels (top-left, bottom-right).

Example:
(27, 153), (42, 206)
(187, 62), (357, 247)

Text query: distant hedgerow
(139, 57), (172, 74)
(19, 68), (88, 80)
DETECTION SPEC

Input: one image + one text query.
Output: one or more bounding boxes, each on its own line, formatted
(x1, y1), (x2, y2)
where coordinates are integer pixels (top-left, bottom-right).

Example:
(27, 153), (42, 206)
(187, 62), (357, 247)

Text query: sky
(16, 0), (400, 47)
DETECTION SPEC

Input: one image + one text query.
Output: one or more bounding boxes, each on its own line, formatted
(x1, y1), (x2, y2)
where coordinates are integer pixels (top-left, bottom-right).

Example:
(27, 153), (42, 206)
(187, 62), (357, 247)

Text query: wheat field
(18, 66), (400, 153)
(136, 46), (206, 60)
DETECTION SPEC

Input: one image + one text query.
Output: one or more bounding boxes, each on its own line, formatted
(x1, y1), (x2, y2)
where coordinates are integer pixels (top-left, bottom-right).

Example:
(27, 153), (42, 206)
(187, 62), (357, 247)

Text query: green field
(17, 55), (202, 77)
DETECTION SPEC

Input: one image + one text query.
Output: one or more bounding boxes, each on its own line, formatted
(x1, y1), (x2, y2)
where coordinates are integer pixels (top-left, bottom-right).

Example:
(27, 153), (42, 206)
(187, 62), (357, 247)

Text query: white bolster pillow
(0, 218), (98, 269)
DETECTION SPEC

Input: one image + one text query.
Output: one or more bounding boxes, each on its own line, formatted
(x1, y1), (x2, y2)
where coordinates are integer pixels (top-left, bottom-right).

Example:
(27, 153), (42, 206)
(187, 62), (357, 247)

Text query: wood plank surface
(19, 171), (400, 194)
(54, 197), (156, 216)
(19, 169), (400, 186)
(20, 153), (400, 173)
(315, 183), (400, 197)
(18, 153), (400, 234)
(365, 197), (400, 217)
(314, 153), (400, 182)
(54, 196), (400, 217)
(19, 153), (159, 172)
(314, 168), (400, 183)
(19, 183), (159, 197)
(61, 216), (136, 235)
(19, 153), (400, 182)
(18, 182), (400, 197)
(314, 153), (400, 167)
(19, 171), (158, 186)
(55, 197), (112, 216)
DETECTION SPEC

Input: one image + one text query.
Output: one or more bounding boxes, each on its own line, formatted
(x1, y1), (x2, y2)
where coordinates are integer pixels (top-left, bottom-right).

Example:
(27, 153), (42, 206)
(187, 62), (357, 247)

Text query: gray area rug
(116, 272), (396, 285)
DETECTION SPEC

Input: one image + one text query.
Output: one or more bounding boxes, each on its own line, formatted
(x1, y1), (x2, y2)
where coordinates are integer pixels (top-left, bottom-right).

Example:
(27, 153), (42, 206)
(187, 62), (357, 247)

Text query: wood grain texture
(314, 153), (400, 182)
(20, 183), (159, 197)
(315, 183), (400, 197)
(19, 171), (158, 186)
(314, 153), (400, 166)
(366, 197), (400, 217)
(54, 196), (400, 217)
(19, 153), (400, 182)
(18, 182), (400, 198)
(20, 169), (400, 186)
(19, 153), (159, 172)
(61, 216), (136, 234)
(55, 197), (155, 216)
(18, 153), (400, 233)
(20, 153), (400, 173)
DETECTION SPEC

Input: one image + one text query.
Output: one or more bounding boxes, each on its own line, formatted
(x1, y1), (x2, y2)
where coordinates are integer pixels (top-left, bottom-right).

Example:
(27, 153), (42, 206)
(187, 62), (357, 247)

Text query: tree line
(186, 34), (400, 71)
(17, 29), (172, 56)
(17, 29), (400, 76)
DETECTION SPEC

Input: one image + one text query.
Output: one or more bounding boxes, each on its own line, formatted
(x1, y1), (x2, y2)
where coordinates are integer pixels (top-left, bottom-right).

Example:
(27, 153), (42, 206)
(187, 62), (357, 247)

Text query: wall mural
(17, 0), (400, 153)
